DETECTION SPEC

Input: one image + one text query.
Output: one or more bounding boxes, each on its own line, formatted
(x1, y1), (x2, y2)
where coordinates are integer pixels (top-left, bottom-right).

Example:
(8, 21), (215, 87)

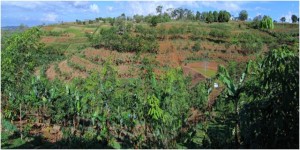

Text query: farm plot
(184, 61), (219, 78)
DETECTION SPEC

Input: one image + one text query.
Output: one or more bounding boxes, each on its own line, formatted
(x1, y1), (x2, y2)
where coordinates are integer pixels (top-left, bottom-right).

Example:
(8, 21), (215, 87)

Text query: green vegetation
(239, 10), (248, 21)
(260, 16), (274, 29)
(1, 5), (299, 149)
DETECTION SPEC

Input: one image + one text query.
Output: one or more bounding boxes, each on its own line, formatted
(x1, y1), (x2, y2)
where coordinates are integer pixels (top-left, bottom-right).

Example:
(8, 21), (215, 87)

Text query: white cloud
(73, 1), (89, 7)
(41, 13), (57, 22)
(200, 1), (244, 13)
(3, 1), (43, 9)
(254, 7), (270, 11)
(89, 4), (99, 13)
(108, 6), (113, 11)
(127, 1), (200, 16)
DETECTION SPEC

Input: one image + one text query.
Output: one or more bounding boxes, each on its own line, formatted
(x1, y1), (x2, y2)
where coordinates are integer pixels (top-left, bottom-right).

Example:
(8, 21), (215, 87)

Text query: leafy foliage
(260, 16), (274, 29)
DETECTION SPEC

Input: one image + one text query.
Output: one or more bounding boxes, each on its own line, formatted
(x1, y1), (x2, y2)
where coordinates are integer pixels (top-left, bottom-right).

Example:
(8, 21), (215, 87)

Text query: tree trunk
(234, 98), (241, 148)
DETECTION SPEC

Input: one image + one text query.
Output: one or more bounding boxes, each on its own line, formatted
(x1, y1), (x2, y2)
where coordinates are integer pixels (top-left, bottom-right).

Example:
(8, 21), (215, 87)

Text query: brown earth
(83, 48), (135, 64)
(182, 66), (206, 85)
(185, 61), (219, 71)
(41, 26), (54, 31)
(157, 41), (192, 67)
(34, 69), (40, 76)
(41, 37), (56, 43)
(58, 60), (88, 80)
(70, 56), (100, 72)
(46, 65), (58, 80)
(55, 37), (71, 43)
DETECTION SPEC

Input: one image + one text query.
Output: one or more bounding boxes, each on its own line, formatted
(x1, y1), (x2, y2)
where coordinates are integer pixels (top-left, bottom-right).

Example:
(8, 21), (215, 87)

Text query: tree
(217, 61), (253, 147)
(291, 14), (297, 23)
(150, 16), (159, 27)
(250, 15), (262, 29)
(253, 15), (262, 21)
(196, 11), (201, 20)
(156, 5), (163, 15)
(200, 12), (208, 22)
(239, 10), (248, 21)
(213, 11), (219, 22)
(218, 10), (231, 22)
(120, 13), (126, 20)
(186, 9), (194, 20)
(206, 11), (214, 23)
(280, 17), (286, 23)
(240, 47), (299, 148)
(133, 14), (143, 23)
(260, 16), (274, 29)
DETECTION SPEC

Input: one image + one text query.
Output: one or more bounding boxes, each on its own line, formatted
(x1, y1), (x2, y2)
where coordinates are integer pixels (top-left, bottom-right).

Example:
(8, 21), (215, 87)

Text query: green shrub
(192, 41), (201, 51)
(238, 32), (263, 54)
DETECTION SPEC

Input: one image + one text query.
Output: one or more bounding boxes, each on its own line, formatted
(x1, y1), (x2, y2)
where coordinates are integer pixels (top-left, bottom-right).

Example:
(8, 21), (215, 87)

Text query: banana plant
(216, 60), (252, 147)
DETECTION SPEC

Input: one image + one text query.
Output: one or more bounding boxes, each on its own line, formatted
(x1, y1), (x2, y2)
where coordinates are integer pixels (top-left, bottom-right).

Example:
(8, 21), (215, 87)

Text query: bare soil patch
(83, 48), (135, 64)
(70, 56), (100, 71)
(41, 37), (56, 43)
(46, 65), (58, 80)
(182, 66), (206, 85)
(42, 26), (54, 31)
(58, 60), (88, 79)
(185, 61), (219, 71)
(55, 37), (71, 43)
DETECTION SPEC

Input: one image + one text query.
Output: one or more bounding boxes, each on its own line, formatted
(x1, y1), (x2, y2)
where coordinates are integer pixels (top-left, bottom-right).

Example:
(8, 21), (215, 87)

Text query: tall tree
(291, 14), (298, 23)
(206, 11), (214, 23)
(201, 12), (208, 22)
(213, 11), (219, 22)
(218, 10), (231, 22)
(239, 10), (248, 21)
(196, 11), (201, 20)
(240, 47), (299, 148)
(156, 5), (163, 15)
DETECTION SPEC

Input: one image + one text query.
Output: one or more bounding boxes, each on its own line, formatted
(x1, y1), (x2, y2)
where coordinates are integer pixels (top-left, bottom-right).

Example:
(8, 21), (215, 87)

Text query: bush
(192, 41), (201, 51)
(150, 16), (159, 27)
(94, 27), (158, 53)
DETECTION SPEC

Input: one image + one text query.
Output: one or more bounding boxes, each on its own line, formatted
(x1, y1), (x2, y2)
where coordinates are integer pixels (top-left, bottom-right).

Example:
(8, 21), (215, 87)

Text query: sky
(1, 1), (299, 27)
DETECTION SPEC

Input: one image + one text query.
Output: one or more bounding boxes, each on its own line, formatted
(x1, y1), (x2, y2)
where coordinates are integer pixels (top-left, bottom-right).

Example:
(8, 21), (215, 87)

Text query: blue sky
(1, 1), (299, 27)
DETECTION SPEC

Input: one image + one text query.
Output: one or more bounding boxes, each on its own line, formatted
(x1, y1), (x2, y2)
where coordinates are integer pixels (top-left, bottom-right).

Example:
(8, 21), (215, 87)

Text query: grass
(47, 43), (70, 50)
(65, 28), (84, 37)
(193, 67), (217, 78)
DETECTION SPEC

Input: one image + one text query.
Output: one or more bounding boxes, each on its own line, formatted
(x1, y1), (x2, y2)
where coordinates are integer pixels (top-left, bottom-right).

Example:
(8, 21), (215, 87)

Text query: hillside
(35, 21), (289, 83)
(1, 17), (299, 149)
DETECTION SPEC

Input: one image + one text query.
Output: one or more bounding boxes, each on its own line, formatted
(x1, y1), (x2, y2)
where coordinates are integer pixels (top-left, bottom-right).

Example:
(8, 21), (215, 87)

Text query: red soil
(42, 26), (54, 31)
(41, 37), (56, 43)
(46, 65), (58, 80)
(58, 60), (88, 80)
(55, 37), (70, 43)
(182, 66), (206, 85)
(70, 56), (100, 71)
(83, 48), (135, 64)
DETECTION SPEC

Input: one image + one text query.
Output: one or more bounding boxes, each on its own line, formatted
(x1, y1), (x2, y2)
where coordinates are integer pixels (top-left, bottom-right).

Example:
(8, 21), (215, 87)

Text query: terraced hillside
(35, 20), (291, 85)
